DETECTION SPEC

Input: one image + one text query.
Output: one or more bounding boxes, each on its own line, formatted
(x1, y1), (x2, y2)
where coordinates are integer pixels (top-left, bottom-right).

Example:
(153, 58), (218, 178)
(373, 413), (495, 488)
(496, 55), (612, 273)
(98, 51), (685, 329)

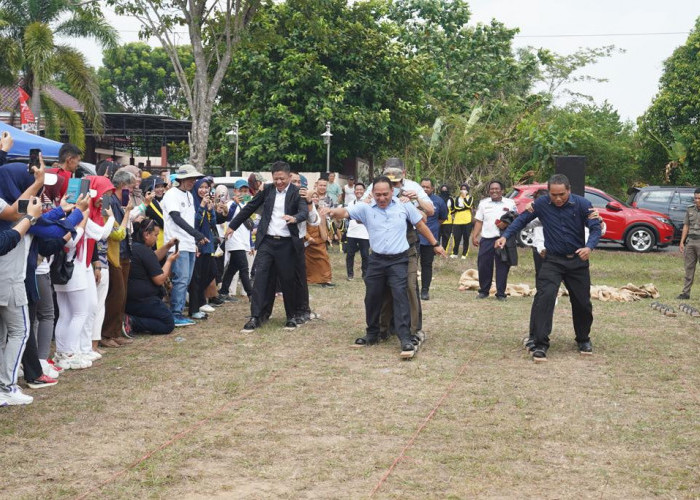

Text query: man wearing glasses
(470, 180), (517, 300)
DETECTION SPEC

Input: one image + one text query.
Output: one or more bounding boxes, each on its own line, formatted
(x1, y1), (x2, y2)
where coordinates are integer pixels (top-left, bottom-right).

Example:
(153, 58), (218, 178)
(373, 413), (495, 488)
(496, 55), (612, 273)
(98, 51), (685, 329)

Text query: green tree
(109, 0), (261, 170)
(388, 0), (539, 114)
(637, 17), (700, 185)
(0, 0), (117, 146)
(209, 0), (426, 171)
(98, 42), (192, 116)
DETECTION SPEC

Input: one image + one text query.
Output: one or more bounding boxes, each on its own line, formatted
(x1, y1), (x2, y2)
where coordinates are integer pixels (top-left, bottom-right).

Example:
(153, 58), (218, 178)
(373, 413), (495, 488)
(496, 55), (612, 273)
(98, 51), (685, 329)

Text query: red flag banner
(18, 87), (36, 130)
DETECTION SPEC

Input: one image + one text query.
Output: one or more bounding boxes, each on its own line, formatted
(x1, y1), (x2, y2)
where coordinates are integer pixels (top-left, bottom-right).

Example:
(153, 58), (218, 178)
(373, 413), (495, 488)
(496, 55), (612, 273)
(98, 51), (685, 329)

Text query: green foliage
(388, 0), (538, 114)
(0, 0), (117, 141)
(637, 17), (700, 185)
(210, 0), (426, 171)
(98, 42), (193, 116)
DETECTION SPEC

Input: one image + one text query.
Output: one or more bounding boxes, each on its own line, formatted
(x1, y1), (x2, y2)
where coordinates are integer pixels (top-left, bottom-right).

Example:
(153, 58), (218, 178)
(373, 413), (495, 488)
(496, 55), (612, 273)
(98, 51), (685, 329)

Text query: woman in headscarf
(304, 191), (333, 286)
(188, 177), (222, 319)
(52, 175), (116, 369)
(143, 176), (167, 248)
(438, 184), (454, 249)
(450, 183), (474, 259)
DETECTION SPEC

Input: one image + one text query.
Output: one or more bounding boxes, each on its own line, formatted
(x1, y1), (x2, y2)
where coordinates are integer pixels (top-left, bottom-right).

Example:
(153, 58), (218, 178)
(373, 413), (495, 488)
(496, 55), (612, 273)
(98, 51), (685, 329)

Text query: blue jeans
(170, 251), (196, 316)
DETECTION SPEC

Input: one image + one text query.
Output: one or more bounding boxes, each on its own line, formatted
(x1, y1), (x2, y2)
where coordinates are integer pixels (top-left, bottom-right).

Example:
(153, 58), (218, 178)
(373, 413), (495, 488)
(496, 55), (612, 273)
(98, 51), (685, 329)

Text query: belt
(372, 250), (409, 259)
(549, 252), (577, 259)
(268, 235), (291, 240)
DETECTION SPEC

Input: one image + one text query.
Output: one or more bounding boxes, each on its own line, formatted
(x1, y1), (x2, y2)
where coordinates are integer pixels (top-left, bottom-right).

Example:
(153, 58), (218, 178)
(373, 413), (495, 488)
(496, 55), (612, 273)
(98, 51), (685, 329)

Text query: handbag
(50, 249), (76, 285)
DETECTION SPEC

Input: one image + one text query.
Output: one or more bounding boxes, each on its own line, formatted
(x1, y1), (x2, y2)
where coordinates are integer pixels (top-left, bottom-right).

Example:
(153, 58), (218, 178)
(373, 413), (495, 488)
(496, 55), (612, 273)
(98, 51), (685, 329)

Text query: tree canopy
(637, 17), (700, 186)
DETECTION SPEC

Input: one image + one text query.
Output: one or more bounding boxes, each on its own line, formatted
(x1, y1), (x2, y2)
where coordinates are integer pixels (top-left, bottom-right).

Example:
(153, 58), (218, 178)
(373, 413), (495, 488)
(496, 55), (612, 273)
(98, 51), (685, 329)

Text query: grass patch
(1, 246), (698, 498)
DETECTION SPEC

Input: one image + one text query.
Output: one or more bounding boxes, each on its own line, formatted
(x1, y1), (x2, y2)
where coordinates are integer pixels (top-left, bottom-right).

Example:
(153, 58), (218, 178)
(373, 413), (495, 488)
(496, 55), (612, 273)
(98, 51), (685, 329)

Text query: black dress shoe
(209, 296), (225, 306)
(677, 293), (690, 300)
(241, 317), (260, 333)
(284, 319), (297, 330)
(477, 292), (488, 299)
(420, 290), (430, 301)
(321, 282), (336, 288)
(578, 341), (593, 355)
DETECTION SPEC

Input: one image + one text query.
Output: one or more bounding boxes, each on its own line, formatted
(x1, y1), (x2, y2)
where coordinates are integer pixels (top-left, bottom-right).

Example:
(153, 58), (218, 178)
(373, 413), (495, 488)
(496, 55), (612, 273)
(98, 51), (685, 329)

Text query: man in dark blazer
(226, 161), (308, 332)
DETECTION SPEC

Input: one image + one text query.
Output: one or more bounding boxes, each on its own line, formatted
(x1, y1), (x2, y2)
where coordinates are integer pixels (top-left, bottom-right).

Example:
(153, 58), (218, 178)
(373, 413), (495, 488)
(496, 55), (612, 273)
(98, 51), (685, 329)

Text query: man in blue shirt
(496, 174), (601, 363)
(418, 178), (448, 300)
(323, 176), (446, 356)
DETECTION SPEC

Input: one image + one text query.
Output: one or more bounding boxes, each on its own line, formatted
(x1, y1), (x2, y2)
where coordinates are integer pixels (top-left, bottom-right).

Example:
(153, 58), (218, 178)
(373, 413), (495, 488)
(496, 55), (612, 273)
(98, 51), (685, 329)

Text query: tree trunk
(31, 78), (41, 132)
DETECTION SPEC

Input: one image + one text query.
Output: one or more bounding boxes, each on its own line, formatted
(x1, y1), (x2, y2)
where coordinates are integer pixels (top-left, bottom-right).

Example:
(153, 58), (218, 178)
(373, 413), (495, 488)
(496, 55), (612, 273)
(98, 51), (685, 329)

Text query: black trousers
(419, 244), (436, 292)
(530, 254), (593, 349)
(188, 253), (216, 316)
(250, 236), (297, 321)
(220, 250), (252, 296)
(364, 252), (411, 344)
(477, 237), (510, 297)
(346, 237), (369, 278)
(126, 297), (175, 334)
(23, 301), (43, 381)
(451, 223), (473, 256)
(440, 224), (453, 248)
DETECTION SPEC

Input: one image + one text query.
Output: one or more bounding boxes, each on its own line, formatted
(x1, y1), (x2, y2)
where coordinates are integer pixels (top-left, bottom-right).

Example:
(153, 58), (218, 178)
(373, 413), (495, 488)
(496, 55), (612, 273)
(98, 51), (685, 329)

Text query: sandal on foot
(351, 336), (378, 348)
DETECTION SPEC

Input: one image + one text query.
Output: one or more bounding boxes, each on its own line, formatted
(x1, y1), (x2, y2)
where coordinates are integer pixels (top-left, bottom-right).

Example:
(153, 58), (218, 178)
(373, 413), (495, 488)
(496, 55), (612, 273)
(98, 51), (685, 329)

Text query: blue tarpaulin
(0, 122), (63, 159)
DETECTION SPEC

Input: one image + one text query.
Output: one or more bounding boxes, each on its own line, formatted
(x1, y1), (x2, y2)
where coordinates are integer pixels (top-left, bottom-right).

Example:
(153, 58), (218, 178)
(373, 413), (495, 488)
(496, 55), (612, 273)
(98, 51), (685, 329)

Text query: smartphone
(18, 199), (29, 214)
(65, 178), (90, 204)
(242, 194), (252, 203)
(121, 188), (130, 207)
(101, 193), (111, 216)
(28, 148), (41, 173)
(174, 241), (179, 253)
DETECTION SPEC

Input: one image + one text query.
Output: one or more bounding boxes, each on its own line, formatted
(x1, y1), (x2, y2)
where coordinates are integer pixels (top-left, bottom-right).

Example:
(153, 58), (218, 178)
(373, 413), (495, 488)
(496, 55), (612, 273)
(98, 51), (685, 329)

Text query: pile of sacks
(457, 269), (659, 302)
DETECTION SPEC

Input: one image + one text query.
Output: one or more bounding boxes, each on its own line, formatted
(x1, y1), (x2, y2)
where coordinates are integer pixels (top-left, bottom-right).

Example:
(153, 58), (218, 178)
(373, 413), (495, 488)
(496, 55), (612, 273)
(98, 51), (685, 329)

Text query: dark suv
(627, 186), (699, 241)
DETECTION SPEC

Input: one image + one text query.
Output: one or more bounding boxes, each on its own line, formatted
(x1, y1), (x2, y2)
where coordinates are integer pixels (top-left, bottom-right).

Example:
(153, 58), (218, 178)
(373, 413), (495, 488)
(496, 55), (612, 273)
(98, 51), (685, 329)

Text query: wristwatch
(23, 215), (38, 226)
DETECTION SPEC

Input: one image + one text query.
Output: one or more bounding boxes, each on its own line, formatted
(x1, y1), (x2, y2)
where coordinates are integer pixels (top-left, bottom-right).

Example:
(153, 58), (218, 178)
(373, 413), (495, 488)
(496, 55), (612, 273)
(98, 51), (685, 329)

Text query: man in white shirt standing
(342, 175), (356, 205)
(345, 182), (369, 280)
(161, 165), (208, 326)
(471, 180), (517, 300)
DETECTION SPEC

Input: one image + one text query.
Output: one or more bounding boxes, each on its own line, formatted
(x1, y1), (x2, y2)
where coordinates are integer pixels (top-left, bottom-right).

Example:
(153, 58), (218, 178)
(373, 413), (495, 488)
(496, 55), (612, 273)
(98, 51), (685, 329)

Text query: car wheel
(625, 226), (656, 253)
(518, 227), (534, 247)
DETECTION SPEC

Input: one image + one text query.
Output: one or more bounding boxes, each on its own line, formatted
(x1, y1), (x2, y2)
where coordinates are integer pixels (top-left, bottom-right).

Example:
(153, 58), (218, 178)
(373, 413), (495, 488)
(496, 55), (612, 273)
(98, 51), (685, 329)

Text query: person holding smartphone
(161, 165), (208, 327)
(144, 177), (167, 248)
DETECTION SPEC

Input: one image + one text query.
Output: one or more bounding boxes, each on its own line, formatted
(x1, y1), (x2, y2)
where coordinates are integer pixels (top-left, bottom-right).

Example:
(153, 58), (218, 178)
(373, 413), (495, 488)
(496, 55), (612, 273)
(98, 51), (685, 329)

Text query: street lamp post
(226, 121), (239, 173)
(321, 121), (332, 173)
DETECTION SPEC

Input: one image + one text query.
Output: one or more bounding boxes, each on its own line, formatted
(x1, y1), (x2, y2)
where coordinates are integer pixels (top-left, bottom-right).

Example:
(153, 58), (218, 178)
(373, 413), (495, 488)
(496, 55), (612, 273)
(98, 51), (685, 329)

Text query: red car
(507, 184), (675, 253)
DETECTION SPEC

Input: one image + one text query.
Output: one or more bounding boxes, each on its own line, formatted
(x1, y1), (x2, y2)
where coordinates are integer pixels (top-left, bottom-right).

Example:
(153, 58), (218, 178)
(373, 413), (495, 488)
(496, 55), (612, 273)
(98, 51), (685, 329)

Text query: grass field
(2, 246), (699, 499)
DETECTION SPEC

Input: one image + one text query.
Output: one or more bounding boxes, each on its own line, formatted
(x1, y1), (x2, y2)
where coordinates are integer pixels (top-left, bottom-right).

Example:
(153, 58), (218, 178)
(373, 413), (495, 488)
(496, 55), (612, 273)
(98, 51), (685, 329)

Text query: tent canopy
(0, 122), (63, 160)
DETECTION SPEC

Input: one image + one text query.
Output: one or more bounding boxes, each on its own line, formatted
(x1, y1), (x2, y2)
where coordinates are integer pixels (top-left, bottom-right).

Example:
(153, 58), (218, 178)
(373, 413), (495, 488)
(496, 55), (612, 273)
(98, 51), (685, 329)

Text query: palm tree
(0, 0), (117, 147)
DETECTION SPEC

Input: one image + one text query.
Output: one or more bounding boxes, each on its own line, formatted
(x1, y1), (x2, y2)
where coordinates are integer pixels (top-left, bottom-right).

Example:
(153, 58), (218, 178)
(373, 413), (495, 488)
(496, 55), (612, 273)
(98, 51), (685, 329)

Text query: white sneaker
(200, 304), (216, 313)
(40, 359), (60, 378)
(54, 352), (91, 370)
(0, 387), (33, 406)
(461, 255), (467, 260)
(449, 254), (458, 259)
(83, 351), (102, 362)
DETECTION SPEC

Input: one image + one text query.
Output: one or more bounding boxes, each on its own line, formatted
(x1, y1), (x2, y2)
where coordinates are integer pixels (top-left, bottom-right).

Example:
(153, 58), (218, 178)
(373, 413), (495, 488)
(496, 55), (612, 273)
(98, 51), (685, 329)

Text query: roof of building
(0, 85), (84, 113)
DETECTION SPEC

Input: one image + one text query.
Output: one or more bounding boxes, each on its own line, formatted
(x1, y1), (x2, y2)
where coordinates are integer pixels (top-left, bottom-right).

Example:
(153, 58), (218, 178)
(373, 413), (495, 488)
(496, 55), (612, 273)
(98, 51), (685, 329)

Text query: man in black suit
(226, 161), (308, 332)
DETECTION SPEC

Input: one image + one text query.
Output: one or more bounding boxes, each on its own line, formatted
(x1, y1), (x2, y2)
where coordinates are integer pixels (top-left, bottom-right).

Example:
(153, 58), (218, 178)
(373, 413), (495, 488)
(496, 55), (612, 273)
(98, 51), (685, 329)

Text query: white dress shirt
(267, 185), (291, 237)
(475, 197), (517, 239)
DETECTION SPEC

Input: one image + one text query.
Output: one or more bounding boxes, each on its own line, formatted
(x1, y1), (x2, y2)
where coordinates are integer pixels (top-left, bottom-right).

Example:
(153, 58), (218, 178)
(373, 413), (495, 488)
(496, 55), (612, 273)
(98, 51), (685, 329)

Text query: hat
(383, 167), (404, 183)
(174, 164), (203, 180)
(234, 179), (249, 189)
(347, 175), (355, 181)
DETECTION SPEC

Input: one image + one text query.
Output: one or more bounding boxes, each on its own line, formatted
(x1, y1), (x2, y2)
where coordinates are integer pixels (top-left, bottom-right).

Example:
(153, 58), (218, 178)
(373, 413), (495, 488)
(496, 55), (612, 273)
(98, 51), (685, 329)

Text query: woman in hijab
(52, 176), (116, 369)
(438, 184), (454, 249)
(143, 177), (167, 248)
(450, 183), (474, 259)
(188, 177), (223, 319)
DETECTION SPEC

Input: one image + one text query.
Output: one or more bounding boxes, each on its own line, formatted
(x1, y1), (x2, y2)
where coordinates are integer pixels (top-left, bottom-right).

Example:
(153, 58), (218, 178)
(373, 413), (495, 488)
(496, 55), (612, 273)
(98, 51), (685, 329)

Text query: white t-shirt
(162, 187), (197, 253)
(474, 197), (517, 239)
(343, 184), (356, 204)
(225, 203), (252, 252)
(346, 200), (369, 240)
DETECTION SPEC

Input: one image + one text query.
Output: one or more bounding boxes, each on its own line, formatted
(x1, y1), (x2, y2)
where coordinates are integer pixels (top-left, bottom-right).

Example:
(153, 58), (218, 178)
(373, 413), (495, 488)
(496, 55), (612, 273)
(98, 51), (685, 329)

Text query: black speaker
(554, 156), (586, 196)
